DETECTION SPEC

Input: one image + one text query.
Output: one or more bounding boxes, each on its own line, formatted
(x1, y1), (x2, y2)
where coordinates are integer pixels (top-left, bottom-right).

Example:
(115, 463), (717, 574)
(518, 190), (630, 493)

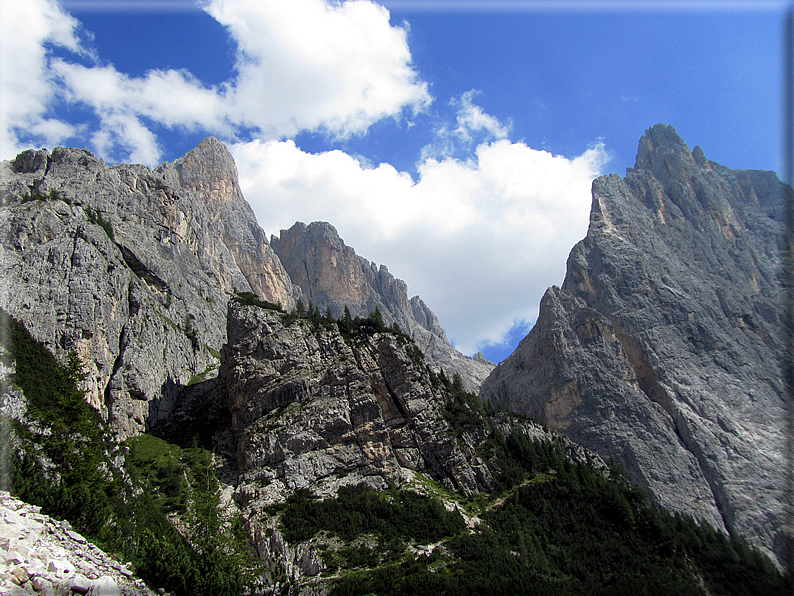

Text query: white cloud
(1, 1), (608, 356)
(49, 60), (230, 162)
(1, 0), (430, 164)
(206, 0), (432, 139)
(0, 0), (84, 156)
(421, 89), (510, 162)
(232, 110), (608, 355)
(453, 90), (510, 141)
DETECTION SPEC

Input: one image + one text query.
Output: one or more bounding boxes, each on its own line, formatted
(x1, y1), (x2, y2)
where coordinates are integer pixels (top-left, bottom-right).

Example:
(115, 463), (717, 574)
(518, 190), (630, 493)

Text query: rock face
(222, 301), (492, 504)
(0, 138), (299, 438)
(271, 221), (494, 390)
(219, 301), (494, 586)
(204, 300), (597, 588)
(0, 137), (489, 439)
(0, 491), (153, 595)
(480, 124), (787, 563)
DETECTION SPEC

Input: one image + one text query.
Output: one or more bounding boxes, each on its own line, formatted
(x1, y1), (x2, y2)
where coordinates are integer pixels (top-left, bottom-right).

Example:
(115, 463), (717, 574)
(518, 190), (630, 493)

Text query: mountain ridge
(480, 123), (787, 564)
(0, 137), (488, 439)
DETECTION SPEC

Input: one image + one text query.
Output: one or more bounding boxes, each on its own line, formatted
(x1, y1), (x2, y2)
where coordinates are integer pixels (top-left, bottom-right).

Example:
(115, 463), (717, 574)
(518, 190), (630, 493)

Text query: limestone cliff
(0, 139), (299, 438)
(222, 300), (493, 502)
(271, 221), (494, 391)
(0, 136), (491, 442)
(480, 124), (787, 563)
(172, 299), (599, 588)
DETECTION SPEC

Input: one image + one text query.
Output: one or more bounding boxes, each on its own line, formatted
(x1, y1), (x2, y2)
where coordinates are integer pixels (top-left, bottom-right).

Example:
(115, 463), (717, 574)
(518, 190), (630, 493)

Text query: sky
(0, 0), (788, 362)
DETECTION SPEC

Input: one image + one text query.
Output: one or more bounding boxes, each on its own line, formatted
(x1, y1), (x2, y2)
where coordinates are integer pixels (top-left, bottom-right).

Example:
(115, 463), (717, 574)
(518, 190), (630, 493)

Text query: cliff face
(0, 139), (299, 438)
(480, 125), (787, 563)
(0, 137), (490, 440)
(222, 301), (492, 503)
(271, 221), (495, 390)
(194, 300), (596, 587)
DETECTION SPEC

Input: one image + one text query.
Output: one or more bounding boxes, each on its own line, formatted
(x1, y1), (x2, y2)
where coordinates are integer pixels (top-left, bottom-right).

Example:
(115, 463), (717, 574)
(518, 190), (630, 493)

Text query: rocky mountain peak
(481, 125), (788, 565)
(271, 221), (373, 306)
(168, 136), (240, 203)
(271, 220), (494, 390)
(633, 123), (695, 177)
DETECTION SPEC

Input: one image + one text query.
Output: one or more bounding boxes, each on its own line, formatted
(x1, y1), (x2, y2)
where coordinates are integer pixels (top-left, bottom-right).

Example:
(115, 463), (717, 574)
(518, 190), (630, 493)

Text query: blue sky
(0, 0), (787, 362)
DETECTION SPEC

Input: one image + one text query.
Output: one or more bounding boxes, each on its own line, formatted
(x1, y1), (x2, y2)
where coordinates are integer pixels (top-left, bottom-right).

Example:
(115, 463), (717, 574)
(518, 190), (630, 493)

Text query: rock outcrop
(0, 137), (489, 439)
(0, 139), (303, 438)
(481, 124), (787, 564)
(271, 222), (494, 390)
(0, 491), (153, 595)
(222, 301), (492, 504)
(185, 299), (600, 588)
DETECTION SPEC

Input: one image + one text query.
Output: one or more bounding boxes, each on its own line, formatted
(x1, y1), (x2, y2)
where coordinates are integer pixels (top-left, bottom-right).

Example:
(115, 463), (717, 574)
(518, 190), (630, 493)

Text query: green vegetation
(20, 188), (61, 204)
(0, 309), (260, 595)
(266, 384), (788, 595)
(231, 289), (284, 312)
(183, 315), (198, 350)
(276, 484), (464, 544)
(233, 289), (410, 345)
(84, 207), (115, 241)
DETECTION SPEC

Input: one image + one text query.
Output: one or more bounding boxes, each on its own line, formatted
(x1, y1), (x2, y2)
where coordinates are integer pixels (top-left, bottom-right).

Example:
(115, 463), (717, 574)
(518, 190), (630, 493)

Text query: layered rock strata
(271, 221), (494, 390)
(481, 124), (787, 563)
(222, 301), (492, 504)
(206, 300), (602, 587)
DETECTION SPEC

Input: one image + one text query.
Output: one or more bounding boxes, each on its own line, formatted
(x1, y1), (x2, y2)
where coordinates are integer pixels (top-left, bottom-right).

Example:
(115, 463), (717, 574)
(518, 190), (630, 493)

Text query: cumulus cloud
(232, 102), (609, 355)
(1, 0), (430, 164)
(204, 0), (431, 139)
(2, 1), (608, 356)
(0, 0), (85, 156)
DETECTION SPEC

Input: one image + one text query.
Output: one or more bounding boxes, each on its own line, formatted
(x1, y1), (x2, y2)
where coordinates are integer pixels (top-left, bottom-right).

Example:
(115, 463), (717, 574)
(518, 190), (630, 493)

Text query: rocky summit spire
(271, 221), (495, 390)
(481, 124), (788, 566)
(170, 136), (240, 202)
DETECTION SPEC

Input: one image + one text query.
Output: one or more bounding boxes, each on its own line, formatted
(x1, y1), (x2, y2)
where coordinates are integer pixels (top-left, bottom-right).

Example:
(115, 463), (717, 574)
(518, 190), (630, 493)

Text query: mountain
(0, 130), (787, 594)
(270, 221), (494, 390)
(0, 138), (487, 440)
(4, 298), (784, 595)
(480, 124), (787, 564)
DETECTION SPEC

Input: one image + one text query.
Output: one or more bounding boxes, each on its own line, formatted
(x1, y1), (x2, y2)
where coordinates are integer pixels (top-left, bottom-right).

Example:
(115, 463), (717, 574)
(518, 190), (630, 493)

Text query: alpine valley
(0, 125), (788, 595)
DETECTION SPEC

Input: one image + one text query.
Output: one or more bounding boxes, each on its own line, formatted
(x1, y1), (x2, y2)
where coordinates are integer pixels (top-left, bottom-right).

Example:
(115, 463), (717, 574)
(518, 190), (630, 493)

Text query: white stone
(88, 575), (119, 596)
(47, 559), (74, 578)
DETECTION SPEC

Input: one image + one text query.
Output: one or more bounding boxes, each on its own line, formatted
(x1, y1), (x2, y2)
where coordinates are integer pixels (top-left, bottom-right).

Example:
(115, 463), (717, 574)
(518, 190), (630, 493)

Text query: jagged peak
(167, 136), (239, 200)
(274, 221), (347, 250)
(633, 123), (697, 175)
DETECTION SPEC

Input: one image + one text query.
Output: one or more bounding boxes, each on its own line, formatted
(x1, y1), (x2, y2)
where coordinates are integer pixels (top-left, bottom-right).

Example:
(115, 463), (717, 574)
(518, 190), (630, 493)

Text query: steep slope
(193, 299), (605, 589)
(271, 221), (494, 390)
(160, 299), (784, 594)
(481, 124), (787, 563)
(0, 139), (299, 438)
(0, 137), (489, 439)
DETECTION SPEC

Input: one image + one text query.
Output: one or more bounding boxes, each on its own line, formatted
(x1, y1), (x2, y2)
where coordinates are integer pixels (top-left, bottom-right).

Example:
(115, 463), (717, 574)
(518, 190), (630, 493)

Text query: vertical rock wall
(481, 124), (787, 564)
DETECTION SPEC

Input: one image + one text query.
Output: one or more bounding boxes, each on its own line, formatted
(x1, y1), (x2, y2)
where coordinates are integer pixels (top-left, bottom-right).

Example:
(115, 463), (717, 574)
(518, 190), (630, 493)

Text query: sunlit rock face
(481, 124), (788, 564)
(0, 139), (299, 438)
(271, 221), (495, 391)
(0, 134), (488, 441)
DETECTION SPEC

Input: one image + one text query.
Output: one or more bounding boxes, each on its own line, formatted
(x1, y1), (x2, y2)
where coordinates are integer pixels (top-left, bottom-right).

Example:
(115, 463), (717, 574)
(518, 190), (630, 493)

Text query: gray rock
(0, 139), (299, 438)
(0, 137), (489, 439)
(218, 300), (594, 589)
(222, 301), (488, 500)
(481, 124), (787, 564)
(271, 221), (494, 391)
(0, 491), (154, 595)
